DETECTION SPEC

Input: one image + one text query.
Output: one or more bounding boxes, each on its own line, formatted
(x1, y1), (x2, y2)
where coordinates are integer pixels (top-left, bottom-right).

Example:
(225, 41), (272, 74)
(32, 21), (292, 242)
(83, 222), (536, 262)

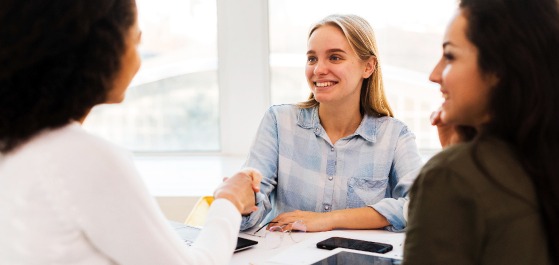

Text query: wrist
(324, 211), (339, 230)
(214, 191), (243, 213)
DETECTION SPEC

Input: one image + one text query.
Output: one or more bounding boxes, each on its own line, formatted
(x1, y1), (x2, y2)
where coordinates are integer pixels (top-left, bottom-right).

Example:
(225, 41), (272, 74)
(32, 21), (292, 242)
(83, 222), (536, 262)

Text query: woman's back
(0, 122), (145, 264)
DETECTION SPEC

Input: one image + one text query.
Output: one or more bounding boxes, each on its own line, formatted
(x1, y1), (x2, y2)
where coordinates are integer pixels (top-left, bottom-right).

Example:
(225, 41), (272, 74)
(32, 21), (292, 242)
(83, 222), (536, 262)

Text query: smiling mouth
(315, 81), (337, 87)
(442, 93), (449, 100)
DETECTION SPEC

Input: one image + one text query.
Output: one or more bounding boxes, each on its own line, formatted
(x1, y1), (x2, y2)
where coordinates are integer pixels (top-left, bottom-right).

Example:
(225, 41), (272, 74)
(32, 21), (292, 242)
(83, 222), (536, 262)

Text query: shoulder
(421, 143), (471, 173)
(370, 115), (412, 131)
(360, 115), (415, 141)
(19, 123), (131, 170)
(422, 138), (518, 176)
(267, 104), (301, 116)
(416, 137), (530, 195)
(418, 142), (479, 183)
(265, 104), (313, 125)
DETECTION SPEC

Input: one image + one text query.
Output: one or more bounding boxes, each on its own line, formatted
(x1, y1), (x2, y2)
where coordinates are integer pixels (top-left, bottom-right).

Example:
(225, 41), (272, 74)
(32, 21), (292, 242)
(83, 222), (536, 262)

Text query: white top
(0, 122), (241, 265)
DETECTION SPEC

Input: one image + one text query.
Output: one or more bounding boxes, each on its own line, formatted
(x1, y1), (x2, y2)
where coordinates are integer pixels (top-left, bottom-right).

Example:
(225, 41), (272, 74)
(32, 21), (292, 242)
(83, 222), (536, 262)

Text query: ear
(362, 57), (376, 79)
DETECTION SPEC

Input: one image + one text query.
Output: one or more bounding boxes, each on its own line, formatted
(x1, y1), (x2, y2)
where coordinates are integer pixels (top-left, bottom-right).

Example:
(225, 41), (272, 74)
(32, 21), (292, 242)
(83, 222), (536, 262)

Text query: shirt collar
(296, 106), (380, 143)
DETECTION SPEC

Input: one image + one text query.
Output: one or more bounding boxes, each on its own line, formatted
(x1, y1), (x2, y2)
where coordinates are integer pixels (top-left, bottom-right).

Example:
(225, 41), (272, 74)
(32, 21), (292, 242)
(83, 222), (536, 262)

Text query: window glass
(83, 0), (219, 152)
(269, 0), (456, 156)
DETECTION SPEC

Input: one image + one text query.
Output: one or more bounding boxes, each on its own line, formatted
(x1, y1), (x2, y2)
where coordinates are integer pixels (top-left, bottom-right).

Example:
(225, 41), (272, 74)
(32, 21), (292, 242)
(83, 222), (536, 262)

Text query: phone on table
(316, 237), (393, 254)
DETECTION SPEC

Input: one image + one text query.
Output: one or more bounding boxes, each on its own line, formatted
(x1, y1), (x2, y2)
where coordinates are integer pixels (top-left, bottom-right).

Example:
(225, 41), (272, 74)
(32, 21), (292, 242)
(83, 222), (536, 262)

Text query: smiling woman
(240, 14), (423, 234)
(269, 0), (456, 156)
(403, 0), (559, 263)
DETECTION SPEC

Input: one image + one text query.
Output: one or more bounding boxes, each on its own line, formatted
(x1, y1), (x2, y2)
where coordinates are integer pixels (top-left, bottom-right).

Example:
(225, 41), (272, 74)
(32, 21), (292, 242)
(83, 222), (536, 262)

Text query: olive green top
(404, 137), (551, 264)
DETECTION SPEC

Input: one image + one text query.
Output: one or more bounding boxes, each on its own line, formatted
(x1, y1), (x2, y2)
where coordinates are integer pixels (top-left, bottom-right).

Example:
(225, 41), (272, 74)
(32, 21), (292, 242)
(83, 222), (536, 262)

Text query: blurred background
(82, 0), (456, 197)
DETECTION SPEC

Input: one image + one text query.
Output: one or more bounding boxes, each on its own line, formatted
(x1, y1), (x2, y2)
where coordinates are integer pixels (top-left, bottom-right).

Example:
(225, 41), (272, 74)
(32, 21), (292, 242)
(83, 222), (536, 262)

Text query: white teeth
(442, 93), (449, 100)
(315, 81), (335, 87)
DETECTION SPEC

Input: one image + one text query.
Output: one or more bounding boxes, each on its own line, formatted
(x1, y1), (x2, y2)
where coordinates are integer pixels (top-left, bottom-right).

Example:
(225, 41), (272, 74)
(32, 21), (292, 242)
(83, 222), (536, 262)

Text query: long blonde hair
(298, 14), (394, 117)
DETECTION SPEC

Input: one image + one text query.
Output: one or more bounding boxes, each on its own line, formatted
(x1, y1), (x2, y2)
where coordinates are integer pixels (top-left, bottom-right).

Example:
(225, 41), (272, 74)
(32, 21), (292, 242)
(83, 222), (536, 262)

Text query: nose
(429, 59), (443, 84)
(313, 60), (328, 75)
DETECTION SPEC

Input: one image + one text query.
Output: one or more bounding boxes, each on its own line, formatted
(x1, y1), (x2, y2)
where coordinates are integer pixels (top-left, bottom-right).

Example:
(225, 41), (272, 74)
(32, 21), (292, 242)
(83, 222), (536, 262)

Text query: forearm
(328, 207), (390, 230)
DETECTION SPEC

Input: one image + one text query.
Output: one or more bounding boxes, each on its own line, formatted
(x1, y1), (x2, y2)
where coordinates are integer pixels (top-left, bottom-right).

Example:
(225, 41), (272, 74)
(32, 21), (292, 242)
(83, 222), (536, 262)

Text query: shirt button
(331, 147), (334, 151)
(324, 205), (330, 210)
(328, 176), (333, 181)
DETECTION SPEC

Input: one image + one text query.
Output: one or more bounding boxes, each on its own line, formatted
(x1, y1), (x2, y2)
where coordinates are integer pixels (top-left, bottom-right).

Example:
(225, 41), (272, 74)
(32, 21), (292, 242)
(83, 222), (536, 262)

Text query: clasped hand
(431, 108), (464, 148)
(213, 167), (262, 215)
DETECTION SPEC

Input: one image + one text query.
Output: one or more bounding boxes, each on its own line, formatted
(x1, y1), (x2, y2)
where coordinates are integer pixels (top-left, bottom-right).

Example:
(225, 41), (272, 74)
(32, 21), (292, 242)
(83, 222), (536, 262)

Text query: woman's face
(305, 25), (374, 107)
(106, 9), (142, 104)
(429, 9), (496, 128)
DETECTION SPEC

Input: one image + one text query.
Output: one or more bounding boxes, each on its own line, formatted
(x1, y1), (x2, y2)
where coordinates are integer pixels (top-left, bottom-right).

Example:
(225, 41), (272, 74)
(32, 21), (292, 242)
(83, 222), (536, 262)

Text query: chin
(312, 94), (333, 104)
(105, 96), (125, 104)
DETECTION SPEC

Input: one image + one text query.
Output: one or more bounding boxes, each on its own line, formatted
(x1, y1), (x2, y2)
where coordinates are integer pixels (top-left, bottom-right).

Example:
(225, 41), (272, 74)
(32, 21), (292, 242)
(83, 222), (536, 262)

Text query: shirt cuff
(369, 197), (407, 232)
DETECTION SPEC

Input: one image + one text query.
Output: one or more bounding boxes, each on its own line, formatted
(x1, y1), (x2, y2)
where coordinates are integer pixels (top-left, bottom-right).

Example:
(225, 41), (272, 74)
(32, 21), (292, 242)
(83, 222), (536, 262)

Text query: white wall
(217, 0), (270, 156)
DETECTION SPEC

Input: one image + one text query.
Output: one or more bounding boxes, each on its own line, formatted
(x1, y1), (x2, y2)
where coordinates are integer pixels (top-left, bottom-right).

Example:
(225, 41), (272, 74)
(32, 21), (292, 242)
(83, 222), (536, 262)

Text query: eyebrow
(442, 41), (454, 48)
(306, 48), (348, 55)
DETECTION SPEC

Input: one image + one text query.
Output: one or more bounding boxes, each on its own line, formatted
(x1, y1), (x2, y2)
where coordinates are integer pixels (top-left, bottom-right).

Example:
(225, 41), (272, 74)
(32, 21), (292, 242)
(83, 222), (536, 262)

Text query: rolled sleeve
(372, 126), (423, 232)
(370, 197), (408, 232)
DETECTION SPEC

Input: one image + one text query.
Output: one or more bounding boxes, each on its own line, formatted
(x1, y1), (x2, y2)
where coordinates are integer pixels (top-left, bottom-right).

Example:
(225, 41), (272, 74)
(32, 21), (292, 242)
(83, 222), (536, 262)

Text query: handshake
(213, 168), (263, 215)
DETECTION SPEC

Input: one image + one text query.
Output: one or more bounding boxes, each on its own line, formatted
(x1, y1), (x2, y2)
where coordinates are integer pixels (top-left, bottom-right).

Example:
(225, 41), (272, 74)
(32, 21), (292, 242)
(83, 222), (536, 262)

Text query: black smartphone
(234, 237), (258, 252)
(316, 237), (393, 254)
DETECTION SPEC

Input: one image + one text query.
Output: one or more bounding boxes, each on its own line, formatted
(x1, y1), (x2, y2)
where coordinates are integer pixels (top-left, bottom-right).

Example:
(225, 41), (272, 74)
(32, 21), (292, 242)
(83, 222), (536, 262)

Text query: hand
(213, 168), (263, 215)
(239, 167), (263, 193)
(430, 108), (462, 148)
(270, 210), (332, 232)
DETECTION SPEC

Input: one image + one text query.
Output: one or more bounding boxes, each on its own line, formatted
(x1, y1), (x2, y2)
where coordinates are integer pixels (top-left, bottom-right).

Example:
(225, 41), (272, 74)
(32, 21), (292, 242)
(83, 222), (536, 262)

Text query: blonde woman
(241, 14), (423, 232)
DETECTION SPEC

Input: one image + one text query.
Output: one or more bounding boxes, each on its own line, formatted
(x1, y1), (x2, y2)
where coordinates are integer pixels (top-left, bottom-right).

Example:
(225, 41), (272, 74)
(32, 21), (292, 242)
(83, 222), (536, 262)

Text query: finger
(251, 172), (262, 192)
(242, 167), (263, 192)
(269, 215), (286, 227)
(430, 109), (442, 125)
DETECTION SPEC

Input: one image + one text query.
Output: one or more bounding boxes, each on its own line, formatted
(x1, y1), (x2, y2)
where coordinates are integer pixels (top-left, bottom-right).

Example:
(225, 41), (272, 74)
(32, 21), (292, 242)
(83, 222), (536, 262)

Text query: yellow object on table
(184, 196), (214, 227)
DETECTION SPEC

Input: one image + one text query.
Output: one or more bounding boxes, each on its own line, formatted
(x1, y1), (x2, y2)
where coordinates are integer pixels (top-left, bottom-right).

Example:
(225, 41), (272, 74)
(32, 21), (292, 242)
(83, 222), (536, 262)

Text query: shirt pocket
(347, 177), (388, 208)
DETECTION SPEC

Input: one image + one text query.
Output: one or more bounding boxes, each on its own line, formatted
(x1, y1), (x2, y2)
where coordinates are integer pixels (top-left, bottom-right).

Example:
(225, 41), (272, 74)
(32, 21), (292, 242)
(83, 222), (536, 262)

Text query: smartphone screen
(316, 237), (393, 254)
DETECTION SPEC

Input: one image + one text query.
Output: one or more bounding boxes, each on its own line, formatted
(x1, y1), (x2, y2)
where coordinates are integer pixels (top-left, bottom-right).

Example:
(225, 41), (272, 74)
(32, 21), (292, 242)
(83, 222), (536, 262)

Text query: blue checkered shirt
(240, 104), (423, 232)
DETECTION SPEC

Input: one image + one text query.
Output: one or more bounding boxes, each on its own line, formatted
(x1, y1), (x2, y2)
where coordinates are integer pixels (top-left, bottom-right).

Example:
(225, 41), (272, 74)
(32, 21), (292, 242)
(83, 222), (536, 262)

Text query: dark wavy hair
(460, 0), (559, 261)
(0, 0), (136, 153)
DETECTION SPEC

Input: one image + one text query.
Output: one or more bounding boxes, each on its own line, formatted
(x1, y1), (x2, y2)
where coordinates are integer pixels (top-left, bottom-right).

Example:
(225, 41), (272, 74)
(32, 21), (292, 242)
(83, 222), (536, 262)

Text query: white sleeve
(62, 142), (241, 265)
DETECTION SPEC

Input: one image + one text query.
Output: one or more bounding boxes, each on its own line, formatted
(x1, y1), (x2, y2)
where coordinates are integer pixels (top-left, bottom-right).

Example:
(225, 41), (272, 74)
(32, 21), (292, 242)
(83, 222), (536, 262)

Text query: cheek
(305, 66), (313, 79)
(133, 50), (142, 74)
(441, 65), (452, 83)
(305, 67), (316, 87)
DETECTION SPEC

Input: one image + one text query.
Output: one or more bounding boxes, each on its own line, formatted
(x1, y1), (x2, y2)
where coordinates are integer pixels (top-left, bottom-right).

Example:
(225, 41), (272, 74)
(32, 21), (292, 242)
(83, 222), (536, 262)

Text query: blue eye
(330, 55), (342, 61)
(307, 57), (317, 63)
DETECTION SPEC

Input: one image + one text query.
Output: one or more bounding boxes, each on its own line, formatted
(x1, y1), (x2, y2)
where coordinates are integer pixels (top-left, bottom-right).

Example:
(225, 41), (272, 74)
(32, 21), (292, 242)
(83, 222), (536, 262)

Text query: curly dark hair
(460, 0), (559, 262)
(0, 0), (136, 153)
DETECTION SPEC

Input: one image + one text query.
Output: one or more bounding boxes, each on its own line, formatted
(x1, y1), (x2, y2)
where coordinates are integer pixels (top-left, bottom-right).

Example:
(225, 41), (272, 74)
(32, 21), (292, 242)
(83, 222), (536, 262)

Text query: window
(83, 0), (219, 152)
(83, 0), (454, 157)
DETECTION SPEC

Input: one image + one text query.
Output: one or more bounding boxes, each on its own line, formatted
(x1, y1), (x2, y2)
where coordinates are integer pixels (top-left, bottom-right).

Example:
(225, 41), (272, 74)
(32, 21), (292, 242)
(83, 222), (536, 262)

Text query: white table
(231, 229), (405, 265)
